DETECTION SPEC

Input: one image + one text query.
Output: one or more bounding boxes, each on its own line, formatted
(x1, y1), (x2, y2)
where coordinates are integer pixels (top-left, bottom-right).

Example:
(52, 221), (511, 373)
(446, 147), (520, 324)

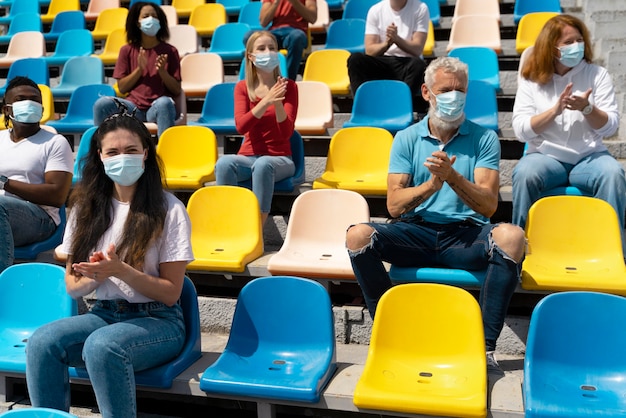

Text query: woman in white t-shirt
(26, 103), (194, 418)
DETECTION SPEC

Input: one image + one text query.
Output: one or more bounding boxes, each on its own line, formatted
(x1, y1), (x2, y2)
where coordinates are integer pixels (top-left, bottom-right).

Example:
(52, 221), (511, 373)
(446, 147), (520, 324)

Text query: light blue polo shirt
(389, 116), (501, 225)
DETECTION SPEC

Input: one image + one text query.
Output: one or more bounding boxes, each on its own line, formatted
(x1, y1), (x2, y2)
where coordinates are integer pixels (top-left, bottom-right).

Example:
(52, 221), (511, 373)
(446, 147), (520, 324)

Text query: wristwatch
(582, 103), (593, 115)
(0, 176), (7, 190)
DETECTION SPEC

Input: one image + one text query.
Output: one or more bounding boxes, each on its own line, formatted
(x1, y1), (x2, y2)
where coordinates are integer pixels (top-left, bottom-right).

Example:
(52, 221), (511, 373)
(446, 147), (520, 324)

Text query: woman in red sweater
(215, 31), (298, 224)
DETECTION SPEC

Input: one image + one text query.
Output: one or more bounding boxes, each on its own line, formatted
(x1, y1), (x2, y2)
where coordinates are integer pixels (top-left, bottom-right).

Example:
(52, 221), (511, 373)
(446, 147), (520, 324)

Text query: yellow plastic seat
(312, 127), (393, 195)
(0, 31), (46, 68)
(156, 126), (218, 190)
(186, 186), (264, 273)
(423, 20), (435, 56)
(294, 81), (334, 135)
(188, 3), (228, 38)
(143, 89), (187, 135)
(40, 0), (81, 24)
(171, 0), (205, 19)
(302, 49), (351, 96)
(446, 15), (501, 53)
(92, 27), (127, 66)
(90, 7), (128, 42)
(515, 12), (560, 54)
(180, 52), (224, 98)
(521, 195), (626, 294)
(267, 189), (370, 279)
(354, 283), (487, 417)
(84, 0), (121, 22)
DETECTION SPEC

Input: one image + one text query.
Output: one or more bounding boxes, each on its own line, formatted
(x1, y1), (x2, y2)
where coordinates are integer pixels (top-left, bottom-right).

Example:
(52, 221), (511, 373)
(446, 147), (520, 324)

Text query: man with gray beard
(345, 57), (525, 374)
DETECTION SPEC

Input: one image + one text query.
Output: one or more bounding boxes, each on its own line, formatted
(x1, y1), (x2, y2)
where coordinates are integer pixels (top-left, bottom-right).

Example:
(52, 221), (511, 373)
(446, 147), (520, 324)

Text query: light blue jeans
(26, 301), (185, 418)
(0, 195), (56, 272)
(93, 96), (176, 137)
(215, 154), (295, 213)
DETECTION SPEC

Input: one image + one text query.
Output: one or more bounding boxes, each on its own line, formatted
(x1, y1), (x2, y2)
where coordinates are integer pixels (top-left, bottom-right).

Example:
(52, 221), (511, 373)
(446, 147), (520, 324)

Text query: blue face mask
(140, 16), (160, 37)
(558, 42), (584, 68)
(102, 154), (145, 187)
(431, 90), (466, 122)
(8, 100), (43, 124)
(252, 52), (280, 72)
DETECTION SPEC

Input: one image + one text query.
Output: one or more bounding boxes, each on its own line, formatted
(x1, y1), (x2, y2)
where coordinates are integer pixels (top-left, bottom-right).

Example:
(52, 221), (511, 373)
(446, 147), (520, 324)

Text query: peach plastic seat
(267, 189), (370, 279)
(92, 27), (127, 66)
(353, 283), (487, 417)
(156, 126), (218, 190)
(0, 31), (46, 68)
(161, 5), (179, 26)
(186, 186), (264, 273)
(294, 81), (333, 135)
(309, 0), (329, 33)
(40, 0), (81, 24)
(84, 0), (121, 21)
(180, 52), (224, 98)
(515, 12), (560, 54)
(168, 24), (199, 56)
(188, 3), (228, 37)
(313, 127), (393, 195)
(143, 90), (187, 135)
(521, 196), (626, 294)
(451, 0), (500, 24)
(90, 7), (128, 41)
(302, 49), (351, 95)
(446, 15), (501, 53)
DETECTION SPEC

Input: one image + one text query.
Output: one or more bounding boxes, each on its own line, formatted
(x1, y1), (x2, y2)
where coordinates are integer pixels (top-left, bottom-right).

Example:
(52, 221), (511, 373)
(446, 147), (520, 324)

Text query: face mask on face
(8, 100), (43, 124)
(102, 153), (145, 187)
(558, 42), (585, 68)
(252, 52), (280, 72)
(140, 16), (160, 37)
(430, 90), (466, 122)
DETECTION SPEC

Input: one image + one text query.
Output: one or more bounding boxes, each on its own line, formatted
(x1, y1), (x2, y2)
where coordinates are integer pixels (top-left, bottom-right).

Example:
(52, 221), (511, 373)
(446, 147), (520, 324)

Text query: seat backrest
(53, 28), (94, 57)
(47, 10), (86, 35)
(188, 3), (228, 34)
(517, 44), (534, 83)
(92, 7), (128, 34)
(5, 31), (46, 60)
(216, 0), (250, 14)
(342, 0), (380, 20)
(421, 0), (440, 26)
(350, 79), (412, 123)
(160, 4), (179, 26)
(0, 0), (39, 19)
(72, 126), (98, 185)
(451, 0), (499, 23)
(309, 0), (329, 32)
(181, 53), (224, 96)
(302, 49), (351, 92)
(85, 0), (121, 18)
(96, 27), (128, 63)
(0, 407), (78, 417)
(324, 18), (365, 52)
(294, 80), (333, 134)
(157, 125), (217, 174)
(42, 0), (81, 22)
(199, 82), (236, 120)
(6, 12), (42, 35)
(208, 22), (250, 55)
(66, 83), (116, 118)
(5, 57), (50, 87)
(324, 126), (393, 178)
(237, 1), (267, 30)
(129, 0), (162, 6)
(39, 84), (55, 123)
(513, 0), (561, 24)
(171, 0), (205, 17)
(465, 79), (498, 131)
(58, 56), (105, 87)
(168, 24), (198, 56)
(515, 12), (560, 54)
(448, 46), (500, 90)
(447, 15), (501, 53)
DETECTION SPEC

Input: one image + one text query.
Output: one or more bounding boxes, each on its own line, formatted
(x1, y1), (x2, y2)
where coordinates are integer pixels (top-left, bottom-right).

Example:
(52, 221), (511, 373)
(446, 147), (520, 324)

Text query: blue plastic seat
(0, 12), (42, 44)
(0, 407), (78, 417)
(343, 79), (413, 133)
(14, 206), (67, 260)
(70, 276), (202, 388)
(43, 10), (86, 42)
(237, 1), (268, 30)
(188, 82), (237, 135)
(524, 291), (626, 417)
(237, 130), (305, 193)
(0, 0), (39, 26)
(199, 276), (337, 403)
(129, 0), (161, 6)
(71, 126), (97, 186)
(389, 266), (486, 287)
(465, 79), (498, 132)
(51, 56), (105, 99)
(448, 46), (500, 92)
(0, 263), (78, 374)
(0, 58), (49, 97)
(342, 0), (380, 20)
(216, 0), (249, 15)
(238, 54), (288, 80)
(44, 28), (94, 68)
(513, 0), (561, 25)
(46, 83), (115, 135)
(422, 0), (440, 26)
(207, 22), (250, 61)
(323, 18), (365, 53)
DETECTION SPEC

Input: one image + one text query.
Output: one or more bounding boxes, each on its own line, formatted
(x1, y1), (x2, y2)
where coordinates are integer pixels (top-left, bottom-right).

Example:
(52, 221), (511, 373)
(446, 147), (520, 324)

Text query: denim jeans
(26, 301), (185, 418)
(270, 27), (308, 80)
(0, 195), (56, 272)
(215, 154), (295, 213)
(348, 219), (519, 352)
(93, 96), (176, 137)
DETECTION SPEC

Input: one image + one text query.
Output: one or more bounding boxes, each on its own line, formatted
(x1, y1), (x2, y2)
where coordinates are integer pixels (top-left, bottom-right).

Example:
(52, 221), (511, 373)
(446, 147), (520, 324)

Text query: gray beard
(428, 107), (465, 132)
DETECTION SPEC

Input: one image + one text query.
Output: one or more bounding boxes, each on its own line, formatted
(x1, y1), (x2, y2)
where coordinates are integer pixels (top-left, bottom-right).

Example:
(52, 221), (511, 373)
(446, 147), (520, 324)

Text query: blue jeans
(0, 195), (56, 272)
(26, 301), (185, 418)
(348, 219), (520, 352)
(512, 151), (626, 239)
(93, 96), (176, 137)
(215, 154), (295, 213)
(270, 27), (308, 80)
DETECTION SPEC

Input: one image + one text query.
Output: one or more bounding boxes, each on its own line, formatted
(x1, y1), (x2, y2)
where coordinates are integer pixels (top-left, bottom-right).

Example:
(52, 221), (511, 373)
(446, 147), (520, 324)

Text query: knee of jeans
(489, 224), (525, 264)
(251, 156), (275, 175)
(346, 224), (376, 255)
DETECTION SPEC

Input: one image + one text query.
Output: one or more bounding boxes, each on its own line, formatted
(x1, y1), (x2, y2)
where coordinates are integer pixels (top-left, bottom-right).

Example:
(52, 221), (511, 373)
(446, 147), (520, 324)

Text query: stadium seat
(237, 1), (268, 31)
(312, 127), (393, 195)
(422, 0), (440, 26)
(188, 3), (227, 38)
(92, 27), (127, 66)
(40, 0), (81, 25)
(451, 0), (500, 24)
(516, 12), (560, 54)
(294, 80), (334, 135)
(267, 189), (370, 279)
(465, 80), (498, 131)
(0, 263), (77, 374)
(448, 46), (500, 91)
(186, 185), (264, 273)
(50, 56), (105, 99)
(207, 22), (250, 61)
(0, 12), (42, 45)
(0, 0), (38, 26)
(353, 283), (487, 417)
(143, 89), (187, 135)
(90, 7), (128, 42)
(238, 54), (288, 80)
(39, 84), (55, 125)
(521, 196), (626, 294)
(236, 130), (306, 193)
(44, 29), (94, 68)
(168, 24), (198, 56)
(14, 206), (66, 260)
(322, 18), (366, 53)
(180, 53), (223, 97)
(0, 408), (78, 417)
(217, 0), (249, 15)
(160, 4), (178, 26)
(43, 10), (85, 42)
(342, 0), (380, 20)
(302, 49), (351, 95)
(199, 276), (336, 403)
(513, 0), (561, 25)
(0, 58), (49, 97)
(389, 266), (486, 287)
(171, 0), (204, 19)
(83, 0), (121, 21)
(309, 0), (329, 33)
(129, 0), (161, 6)
(446, 15), (501, 53)
(343, 79), (413, 133)
(524, 291), (626, 417)
(423, 20), (435, 56)
(156, 125), (218, 190)
(70, 276), (201, 388)
(0, 31), (46, 70)
(188, 82), (237, 135)
(71, 126), (97, 186)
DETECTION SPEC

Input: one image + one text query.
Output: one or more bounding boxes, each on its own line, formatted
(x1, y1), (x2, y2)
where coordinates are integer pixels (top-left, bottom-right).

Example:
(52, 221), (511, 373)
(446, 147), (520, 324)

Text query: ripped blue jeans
(347, 218), (519, 351)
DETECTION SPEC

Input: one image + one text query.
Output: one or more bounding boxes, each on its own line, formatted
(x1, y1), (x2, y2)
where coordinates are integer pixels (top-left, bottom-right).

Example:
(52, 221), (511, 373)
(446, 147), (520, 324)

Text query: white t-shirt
(0, 128), (73, 225)
(61, 192), (194, 303)
(365, 0), (430, 58)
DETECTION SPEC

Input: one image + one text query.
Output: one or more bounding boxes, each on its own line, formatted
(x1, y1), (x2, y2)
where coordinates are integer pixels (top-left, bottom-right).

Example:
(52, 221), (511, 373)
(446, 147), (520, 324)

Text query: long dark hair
(69, 102), (167, 270)
(126, 1), (170, 46)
